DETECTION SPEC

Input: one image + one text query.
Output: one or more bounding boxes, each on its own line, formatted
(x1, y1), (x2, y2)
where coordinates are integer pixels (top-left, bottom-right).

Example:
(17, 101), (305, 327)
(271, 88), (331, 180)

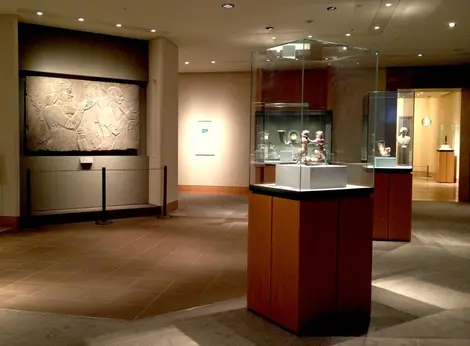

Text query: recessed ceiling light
(151, 29), (156, 32)
(418, 53), (423, 57)
(346, 33), (351, 36)
(211, 61), (216, 64)
(78, 18), (84, 22)
(374, 26), (380, 30)
(267, 59), (270, 62)
(342, 47), (347, 51)
(222, 3), (234, 9)
(272, 36), (276, 40)
(385, 3), (392, 7)
(184, 61), (189, 65)
(327, 6), (337, 11)
(308, 35), (312, 38)
(448, 22), (456, 28)
(116, 24), (122, 27)
(36, 11), (43, 16)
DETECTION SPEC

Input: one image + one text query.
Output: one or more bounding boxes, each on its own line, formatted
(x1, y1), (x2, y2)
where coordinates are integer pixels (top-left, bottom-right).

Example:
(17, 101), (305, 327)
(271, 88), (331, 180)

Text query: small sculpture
(397, 127), (411, 148)
(295, 130), (327, 165)
(377, 140), (391, 157)
(444, 133), (448, 145)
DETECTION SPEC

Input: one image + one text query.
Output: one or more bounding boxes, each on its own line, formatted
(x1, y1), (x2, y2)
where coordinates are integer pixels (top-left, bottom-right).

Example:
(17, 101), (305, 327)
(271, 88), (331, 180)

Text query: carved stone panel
(25, 76), (140, 153)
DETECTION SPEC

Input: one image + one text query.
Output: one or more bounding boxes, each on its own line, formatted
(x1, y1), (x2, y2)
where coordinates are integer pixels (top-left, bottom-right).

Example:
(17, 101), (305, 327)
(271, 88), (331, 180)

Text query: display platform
(373, 169), (412, 242)
(248, 188), (373, 334)
(275, 164), (347, 190)
(375, 157), (397, 168)
(436, 150), (456, 183)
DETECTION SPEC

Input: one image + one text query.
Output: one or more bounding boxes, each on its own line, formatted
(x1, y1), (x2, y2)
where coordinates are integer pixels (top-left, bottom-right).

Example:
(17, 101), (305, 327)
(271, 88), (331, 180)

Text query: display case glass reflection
(250, 38), (378, 192)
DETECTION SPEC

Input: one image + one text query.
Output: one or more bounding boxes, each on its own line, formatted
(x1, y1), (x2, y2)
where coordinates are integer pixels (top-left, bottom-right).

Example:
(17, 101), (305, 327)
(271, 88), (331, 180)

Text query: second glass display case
(250, 38), (379, 192)
(366, 91), (415, 169)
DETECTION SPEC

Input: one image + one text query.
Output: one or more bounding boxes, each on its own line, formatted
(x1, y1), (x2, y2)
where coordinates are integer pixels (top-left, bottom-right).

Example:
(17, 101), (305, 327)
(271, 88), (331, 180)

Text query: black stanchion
(96, 167), (112, 225)
(158, 165), (171, 219)
(23, 168), (33, 229)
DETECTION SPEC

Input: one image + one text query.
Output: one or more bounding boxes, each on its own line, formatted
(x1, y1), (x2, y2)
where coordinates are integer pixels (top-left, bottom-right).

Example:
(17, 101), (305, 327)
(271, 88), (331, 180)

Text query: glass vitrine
(250, 38), (378, 192)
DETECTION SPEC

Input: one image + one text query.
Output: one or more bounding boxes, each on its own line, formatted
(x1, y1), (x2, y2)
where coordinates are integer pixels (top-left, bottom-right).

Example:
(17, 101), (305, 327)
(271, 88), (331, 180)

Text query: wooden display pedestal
(247, 186), (373, 334)
(436, 150), (456, 183)
(373, 168), (412, 242)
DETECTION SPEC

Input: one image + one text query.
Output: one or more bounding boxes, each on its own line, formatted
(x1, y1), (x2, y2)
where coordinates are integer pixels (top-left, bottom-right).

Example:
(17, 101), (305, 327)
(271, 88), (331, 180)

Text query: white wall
(19, 24), (151, 213)
(178, 72), (251, 187)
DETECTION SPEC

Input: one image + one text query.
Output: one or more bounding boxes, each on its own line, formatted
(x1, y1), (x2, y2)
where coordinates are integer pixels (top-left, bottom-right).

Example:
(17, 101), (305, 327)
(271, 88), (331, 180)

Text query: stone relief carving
(25, 76), (140, 152)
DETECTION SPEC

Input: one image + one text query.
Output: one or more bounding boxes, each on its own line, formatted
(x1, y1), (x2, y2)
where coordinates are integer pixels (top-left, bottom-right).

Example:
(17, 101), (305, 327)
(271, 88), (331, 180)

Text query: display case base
(275, 164), (347, 190)
(373, 169), (412, 241)
(247, 189), (373, 334)
(375, 157), (397, 168)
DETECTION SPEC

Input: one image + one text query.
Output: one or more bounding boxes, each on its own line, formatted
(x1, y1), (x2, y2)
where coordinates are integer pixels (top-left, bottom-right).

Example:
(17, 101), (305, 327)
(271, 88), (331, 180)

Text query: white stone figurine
(397, 127), (411, 148)
(377, 140), (391, 157)
(296, 130), (326, 165)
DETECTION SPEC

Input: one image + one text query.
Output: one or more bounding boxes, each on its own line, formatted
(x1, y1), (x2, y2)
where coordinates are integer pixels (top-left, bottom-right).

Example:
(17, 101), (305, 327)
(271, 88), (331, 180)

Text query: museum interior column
(0, 15), (20, 227)
(147, 37), (179, 208)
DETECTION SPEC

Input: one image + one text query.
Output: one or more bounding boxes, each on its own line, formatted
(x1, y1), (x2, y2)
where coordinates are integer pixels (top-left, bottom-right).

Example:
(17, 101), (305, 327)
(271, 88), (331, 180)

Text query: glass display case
(250, 38), (378, 192)
(437, 124), (456, 151)
(366, 91), (415, 169)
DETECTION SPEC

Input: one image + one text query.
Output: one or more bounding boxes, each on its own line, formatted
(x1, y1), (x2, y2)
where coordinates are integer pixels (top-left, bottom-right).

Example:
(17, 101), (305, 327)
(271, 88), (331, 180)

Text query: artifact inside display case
(25, 76), (140, 155)
(366, 91), (415, 169)
(250, 37), (378, 192)
(437, 124), (456, 151)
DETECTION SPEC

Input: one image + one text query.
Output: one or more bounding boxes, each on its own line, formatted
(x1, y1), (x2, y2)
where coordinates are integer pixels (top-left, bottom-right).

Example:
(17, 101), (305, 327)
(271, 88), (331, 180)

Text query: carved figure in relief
(312, 130), (327, 164)
(377, 140), (391, 157)
(25, 76), (140, 152)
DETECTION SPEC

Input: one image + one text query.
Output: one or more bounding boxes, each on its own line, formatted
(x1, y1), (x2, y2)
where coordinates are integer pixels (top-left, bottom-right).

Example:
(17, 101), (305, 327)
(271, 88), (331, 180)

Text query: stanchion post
(24, 168), (32, 229)
(158, 165), (171, 219)
(96, 167), (112, 225)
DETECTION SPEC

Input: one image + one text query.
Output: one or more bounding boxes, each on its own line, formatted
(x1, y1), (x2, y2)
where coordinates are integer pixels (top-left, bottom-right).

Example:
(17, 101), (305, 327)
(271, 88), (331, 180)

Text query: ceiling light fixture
(448, 22), (456, 28)
(327, 6), (337, 11)
(308, 35), (313, 38)
(36, 11), (43, 16)
(374, 26), (380, 30)
(78, 18), (84, 22)
(151, 29), (156, 32)
(211, 61), (216, 64)
(222, 3), (234, 9)
(385, 3), (392, 7)
(185, 61), (189, 65)
(342, 47), (347, 51)
(266, 26), (274, 31)
(272, 36), (276, 40)
(418, 53), (423, 57)
(116, 24), (122, 27)
(346, 33), (351, 36)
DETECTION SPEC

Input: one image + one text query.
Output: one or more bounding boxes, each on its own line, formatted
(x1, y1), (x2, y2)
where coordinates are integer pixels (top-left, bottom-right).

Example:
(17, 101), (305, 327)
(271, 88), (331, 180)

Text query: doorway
(402, 89), (462, 202)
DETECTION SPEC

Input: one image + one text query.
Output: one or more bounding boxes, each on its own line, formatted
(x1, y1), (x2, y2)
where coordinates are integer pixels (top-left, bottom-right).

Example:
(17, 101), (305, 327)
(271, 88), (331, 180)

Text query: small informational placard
(79, 157), (94, 165)
(195, 120), (215, 156)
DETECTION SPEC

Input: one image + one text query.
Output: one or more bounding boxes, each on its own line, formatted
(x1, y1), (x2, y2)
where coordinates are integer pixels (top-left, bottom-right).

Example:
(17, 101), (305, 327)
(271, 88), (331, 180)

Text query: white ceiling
(1, 0), (469, 72)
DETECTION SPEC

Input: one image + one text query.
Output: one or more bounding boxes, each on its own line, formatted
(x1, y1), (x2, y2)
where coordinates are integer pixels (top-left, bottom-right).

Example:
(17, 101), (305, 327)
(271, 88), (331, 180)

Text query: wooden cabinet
(436, 150), (456, 183)
(248, 191), (373, 334)
(373, 170), (412, 242)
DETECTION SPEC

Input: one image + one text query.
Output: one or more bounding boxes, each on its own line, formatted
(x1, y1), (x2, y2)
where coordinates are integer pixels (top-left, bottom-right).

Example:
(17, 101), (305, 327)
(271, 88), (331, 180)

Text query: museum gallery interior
(0, 0), (470, 344)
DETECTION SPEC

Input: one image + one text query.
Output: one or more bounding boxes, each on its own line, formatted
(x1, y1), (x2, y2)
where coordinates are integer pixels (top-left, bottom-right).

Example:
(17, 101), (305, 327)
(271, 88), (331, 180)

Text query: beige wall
(413, 91), (461, 175)
(19, 24), (151, 213)
(178, 72), (250, 187)
(19, 24), (148, 82)
(0, 15), (20, 219)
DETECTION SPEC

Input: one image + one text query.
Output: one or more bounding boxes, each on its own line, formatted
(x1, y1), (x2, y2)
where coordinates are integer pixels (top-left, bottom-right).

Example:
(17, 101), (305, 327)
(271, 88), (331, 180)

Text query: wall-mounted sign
(195, 120), (215, 156)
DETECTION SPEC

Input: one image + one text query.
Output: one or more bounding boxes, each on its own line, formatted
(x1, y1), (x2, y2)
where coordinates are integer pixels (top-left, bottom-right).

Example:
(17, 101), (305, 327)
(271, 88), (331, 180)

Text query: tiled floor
(0, 195), (248, 320)
(412, 176), (458, 202)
